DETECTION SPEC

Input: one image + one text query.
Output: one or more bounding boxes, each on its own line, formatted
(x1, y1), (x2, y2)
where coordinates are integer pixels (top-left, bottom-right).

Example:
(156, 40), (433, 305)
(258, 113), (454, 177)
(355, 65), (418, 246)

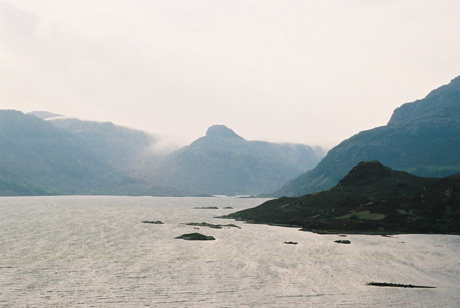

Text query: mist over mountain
(48, 117), (157, 171)
(0, 110), (196, 196)
(275, 76), (460, 197)
(27, 111), (63, 119)
(153, 125), (325, 195)
(0, 112), (324, 196)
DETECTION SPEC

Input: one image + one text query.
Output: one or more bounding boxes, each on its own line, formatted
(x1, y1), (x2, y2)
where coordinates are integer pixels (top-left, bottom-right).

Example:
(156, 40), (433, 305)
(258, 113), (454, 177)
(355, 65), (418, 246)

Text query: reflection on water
(0, 196), (459, 307)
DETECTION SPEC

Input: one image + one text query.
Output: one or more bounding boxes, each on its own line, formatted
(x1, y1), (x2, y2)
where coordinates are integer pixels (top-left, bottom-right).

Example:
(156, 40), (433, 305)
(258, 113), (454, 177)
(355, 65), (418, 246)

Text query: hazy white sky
(1, 0), (460, 148)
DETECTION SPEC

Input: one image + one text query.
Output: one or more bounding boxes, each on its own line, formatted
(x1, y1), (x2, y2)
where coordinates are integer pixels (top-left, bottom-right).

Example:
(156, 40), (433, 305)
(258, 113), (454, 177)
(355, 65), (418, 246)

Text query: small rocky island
(335, 240), (351, 244)
(175, 233), (216, 241)
(141, 220), (164, 224)
(223, 161), (460, 234)
(185, 222), (241, 229)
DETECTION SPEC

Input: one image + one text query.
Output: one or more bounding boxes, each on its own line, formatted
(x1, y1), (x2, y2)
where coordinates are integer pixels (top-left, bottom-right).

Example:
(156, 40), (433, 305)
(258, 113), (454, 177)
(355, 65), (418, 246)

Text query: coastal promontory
(224, 161), (460, 234)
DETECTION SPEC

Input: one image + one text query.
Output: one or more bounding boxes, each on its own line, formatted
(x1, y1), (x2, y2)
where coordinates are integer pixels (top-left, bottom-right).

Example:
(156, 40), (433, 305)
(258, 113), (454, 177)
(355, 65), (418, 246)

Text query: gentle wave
(0, 196), (459, 307)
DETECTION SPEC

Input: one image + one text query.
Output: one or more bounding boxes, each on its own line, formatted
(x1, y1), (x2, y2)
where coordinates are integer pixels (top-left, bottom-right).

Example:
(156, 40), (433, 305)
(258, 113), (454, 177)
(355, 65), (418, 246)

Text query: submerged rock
(185, 222), (241, 229)
(334, 240), (351, 244)
(142, 220), (164, 224)
(193, 206), (218, 209)
(186, 222), (222, 229)
(175, 233), (215, 241)
(283, 241), (298, 245)
(367, 282), (435, 288)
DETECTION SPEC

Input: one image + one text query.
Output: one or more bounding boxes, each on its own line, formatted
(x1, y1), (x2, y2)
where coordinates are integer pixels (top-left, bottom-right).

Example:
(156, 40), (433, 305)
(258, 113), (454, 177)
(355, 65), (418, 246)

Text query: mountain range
(0, 110), (187, 196)
(0, 111), (324, 196)
(3, 74), (459, 197)
(275, 75), (460, 197)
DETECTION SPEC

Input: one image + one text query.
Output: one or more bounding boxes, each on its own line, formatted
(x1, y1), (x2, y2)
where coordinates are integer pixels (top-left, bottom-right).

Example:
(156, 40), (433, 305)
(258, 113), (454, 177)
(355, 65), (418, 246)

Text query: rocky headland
(224, 161), (460, 234)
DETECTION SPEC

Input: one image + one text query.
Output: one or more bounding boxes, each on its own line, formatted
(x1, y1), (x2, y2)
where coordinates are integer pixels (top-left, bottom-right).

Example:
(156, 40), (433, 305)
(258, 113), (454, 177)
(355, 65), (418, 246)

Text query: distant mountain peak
(388, 75), (460, 125)
(205, 125), (244, 139)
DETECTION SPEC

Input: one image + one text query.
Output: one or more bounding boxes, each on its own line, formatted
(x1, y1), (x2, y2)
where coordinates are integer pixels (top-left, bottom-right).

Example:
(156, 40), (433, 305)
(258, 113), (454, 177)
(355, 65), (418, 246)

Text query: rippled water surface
(1, 196), (459, 307)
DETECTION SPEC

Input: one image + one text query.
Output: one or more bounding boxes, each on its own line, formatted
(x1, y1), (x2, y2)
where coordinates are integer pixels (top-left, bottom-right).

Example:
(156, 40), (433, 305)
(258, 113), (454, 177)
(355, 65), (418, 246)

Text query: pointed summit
(205, 125), (244, 140)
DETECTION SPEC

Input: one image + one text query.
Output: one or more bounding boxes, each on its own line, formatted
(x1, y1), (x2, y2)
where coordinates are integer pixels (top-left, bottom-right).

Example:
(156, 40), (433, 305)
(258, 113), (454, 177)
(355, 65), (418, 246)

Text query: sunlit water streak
(0, 196), (459, 307)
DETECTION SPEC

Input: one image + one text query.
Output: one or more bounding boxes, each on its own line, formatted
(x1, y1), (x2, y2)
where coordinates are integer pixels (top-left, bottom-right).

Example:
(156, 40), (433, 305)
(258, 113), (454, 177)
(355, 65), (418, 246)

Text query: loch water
(0, 196), (459, 307)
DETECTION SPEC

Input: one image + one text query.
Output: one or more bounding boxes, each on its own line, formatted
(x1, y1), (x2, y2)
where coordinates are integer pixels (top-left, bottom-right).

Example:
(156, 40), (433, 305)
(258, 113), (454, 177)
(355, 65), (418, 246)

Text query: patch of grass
(338, 210), (386, 220)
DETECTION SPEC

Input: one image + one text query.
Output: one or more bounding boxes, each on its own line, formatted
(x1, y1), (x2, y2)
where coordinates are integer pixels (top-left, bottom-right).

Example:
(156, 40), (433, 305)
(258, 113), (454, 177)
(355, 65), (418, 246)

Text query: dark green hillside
(276, 76), (460, 197)
(225, 161), (460, 234)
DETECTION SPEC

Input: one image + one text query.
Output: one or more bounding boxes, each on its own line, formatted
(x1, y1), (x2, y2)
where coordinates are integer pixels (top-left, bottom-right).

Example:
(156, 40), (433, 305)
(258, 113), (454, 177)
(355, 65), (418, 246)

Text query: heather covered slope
(225, 161), (460, 234)
(275, 76), (460, 197)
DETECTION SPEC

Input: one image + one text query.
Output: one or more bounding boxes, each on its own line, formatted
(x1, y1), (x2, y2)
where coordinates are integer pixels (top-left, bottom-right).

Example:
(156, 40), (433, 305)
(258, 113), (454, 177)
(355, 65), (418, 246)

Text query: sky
(1, 0), (460, 148)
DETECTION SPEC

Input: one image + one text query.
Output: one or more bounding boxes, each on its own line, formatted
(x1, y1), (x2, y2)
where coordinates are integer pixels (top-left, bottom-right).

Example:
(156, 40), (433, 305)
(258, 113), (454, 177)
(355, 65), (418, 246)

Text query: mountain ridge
(274, 75), (460, 197)
(0, 111), (324, 196)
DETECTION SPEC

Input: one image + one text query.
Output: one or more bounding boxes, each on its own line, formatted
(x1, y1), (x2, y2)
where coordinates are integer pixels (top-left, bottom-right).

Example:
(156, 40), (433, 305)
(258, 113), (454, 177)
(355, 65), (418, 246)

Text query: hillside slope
(0, 110), (110, 195)
(0, 110), (193, 196)
(225, 161), (460, 234)
(276, 76), (460, 197)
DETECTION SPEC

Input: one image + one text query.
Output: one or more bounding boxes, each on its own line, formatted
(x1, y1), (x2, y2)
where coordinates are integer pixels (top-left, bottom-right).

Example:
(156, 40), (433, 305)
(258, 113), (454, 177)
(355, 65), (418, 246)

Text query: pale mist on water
(0, 196), (459, 307)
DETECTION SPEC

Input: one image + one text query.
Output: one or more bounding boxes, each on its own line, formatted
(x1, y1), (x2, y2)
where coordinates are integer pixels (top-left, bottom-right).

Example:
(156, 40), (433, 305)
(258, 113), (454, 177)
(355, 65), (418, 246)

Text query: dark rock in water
(193, 206), (218, 209)
(283, 241), (298, 245)
(334, 240), (351, 244)
(224, 224), (241, 229)
(142, 220), (164, 224)
(367, 282), (435, 288)
(185, 222), (241, 229)
(186, 222), (222, 229)
(175, 233), (215, 241)
(223, 207), (234, 209)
